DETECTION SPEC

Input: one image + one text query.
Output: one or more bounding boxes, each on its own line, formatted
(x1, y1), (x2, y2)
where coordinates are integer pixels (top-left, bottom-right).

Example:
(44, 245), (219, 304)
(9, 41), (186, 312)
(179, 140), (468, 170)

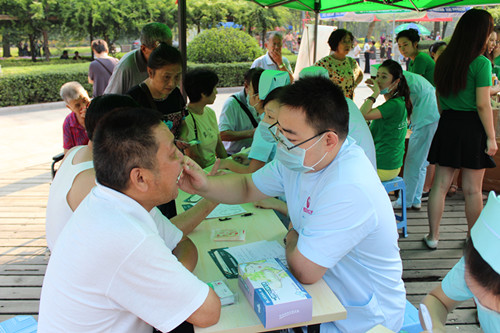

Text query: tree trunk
(366, 21), (376, 41)
(29, 34), (36, 62)
(42, 30), (50, 61)
(442, 22), (448, 39)
(434, 22), (440, 39)
(89, 9), (94, 60)
(2, 32), (11, 57)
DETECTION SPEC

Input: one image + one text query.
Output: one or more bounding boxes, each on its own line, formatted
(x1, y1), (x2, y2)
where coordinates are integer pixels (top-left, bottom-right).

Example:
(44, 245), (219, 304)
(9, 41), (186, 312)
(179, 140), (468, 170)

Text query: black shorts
(427, 109), (496, 169)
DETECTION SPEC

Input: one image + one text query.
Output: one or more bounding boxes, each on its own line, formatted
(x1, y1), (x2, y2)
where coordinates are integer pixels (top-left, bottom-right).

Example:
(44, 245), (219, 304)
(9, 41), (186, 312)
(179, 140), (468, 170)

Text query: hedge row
(0, 61), (296, 107)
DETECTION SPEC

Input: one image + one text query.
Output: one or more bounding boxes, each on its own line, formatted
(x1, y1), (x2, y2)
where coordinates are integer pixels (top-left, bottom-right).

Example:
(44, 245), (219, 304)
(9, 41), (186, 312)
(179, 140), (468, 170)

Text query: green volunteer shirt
(439, 55), (492, 112)
(370, 96), (408, 170)
(408, 52), (435, 86)
(495, 55), (500, 67)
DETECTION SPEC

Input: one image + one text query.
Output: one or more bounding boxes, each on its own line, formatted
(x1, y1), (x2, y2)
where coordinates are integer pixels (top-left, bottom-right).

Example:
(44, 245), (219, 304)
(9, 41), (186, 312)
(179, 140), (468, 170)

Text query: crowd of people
(39, 9), (500, 333)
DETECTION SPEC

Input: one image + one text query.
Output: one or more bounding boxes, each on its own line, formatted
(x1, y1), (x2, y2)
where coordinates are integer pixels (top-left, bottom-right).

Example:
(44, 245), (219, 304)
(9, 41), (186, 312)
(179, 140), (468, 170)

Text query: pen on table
(419, 303), (433, 333)
(214, 251), (231, 276)
(241, 212), (253, 217)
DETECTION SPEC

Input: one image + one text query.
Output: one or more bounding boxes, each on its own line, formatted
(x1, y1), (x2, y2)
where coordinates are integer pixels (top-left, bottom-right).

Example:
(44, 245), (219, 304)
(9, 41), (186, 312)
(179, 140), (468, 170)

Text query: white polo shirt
(252, 139), (406, 333)
(219, 89), (260, 155)
(38, 184), (209, 333)
(251, 52), (292, 72)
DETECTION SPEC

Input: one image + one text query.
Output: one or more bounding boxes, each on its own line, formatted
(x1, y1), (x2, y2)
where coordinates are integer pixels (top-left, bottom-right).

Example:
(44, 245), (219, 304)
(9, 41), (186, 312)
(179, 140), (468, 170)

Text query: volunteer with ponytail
(361, 59), (413, 181)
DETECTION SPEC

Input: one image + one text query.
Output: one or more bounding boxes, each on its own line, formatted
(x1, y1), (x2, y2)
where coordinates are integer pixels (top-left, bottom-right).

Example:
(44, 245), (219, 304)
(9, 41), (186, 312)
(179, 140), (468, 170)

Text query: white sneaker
(412, 203), (422, 210)
(423, 234), (438, 250)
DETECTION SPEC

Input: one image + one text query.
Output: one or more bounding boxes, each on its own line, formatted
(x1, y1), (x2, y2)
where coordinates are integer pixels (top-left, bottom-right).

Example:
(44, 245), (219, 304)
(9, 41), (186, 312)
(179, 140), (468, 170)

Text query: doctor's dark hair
(147, 43), (182, 71)
(85, 94), (139, 140)
(184, 69), (219, 103)
(328, 29), (354, 52)
(262, 87), (284, 108)
(278, 77), (349, 140)
(250, 68), (265, 95)
(379, 59), (413, 120)
(93, 107), (163, 192)
(465, 238), (500, 297)
(435, 9), (493, 96)
(396, 28), (420, 44)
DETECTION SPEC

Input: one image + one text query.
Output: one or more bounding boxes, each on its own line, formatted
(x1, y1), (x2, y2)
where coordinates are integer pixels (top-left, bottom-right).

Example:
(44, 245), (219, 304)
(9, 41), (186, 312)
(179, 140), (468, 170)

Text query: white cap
(258, 70), (290, 100)
(471, 191), (500, 274)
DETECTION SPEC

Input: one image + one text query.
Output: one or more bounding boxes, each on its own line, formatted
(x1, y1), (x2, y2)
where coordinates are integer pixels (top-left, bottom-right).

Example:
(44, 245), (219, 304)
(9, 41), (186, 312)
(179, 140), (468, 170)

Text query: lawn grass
(1, 62), (90, 76)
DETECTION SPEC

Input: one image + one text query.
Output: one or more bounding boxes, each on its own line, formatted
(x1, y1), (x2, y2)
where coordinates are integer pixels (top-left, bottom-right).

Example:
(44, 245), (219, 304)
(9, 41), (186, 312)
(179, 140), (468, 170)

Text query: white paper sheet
(225, 240), (286, 264)
(205, 204), (247, 219)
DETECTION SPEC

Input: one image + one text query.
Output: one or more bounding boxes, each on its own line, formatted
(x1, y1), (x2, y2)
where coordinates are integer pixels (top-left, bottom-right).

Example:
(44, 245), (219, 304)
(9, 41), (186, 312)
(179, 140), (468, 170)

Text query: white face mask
(275, 131), (328, 173)
(245, 93), (257, 113)
(474, 297), (500, 332)
(380, 80), (397, 95)
(257, 121), (274, 143)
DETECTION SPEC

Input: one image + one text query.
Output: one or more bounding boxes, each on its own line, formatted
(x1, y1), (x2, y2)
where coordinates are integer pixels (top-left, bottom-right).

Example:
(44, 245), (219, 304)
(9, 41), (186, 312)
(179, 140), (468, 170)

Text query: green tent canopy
(248, 0), (499, 13)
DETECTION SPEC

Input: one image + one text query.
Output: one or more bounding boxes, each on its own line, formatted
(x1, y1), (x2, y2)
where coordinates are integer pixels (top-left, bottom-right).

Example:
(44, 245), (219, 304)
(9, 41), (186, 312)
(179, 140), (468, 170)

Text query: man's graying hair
(266, 31), (283, 42)
(140, 23), (172, 49)
(60, 81), (86, 103)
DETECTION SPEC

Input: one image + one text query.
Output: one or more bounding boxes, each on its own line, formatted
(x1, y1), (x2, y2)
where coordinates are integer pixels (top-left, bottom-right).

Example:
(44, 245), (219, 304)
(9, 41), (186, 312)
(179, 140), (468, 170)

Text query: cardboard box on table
(238, 258), (312, 329)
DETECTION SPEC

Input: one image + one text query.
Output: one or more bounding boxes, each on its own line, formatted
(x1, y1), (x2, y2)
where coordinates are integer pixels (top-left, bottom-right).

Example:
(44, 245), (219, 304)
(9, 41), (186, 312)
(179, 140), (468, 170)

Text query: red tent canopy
(393, 13), (452, 22)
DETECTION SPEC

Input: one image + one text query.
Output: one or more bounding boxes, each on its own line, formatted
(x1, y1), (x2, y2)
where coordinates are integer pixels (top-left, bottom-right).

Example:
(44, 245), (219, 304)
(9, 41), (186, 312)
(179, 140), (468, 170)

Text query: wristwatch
(279, 63), (286, 69)
(366, 96), (376, 103)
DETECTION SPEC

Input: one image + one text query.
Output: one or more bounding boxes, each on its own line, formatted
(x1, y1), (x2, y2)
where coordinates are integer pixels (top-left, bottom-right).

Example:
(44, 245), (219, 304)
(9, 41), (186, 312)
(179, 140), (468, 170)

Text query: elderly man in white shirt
(38, 107), (221, 333)
(252, 31), (294, 82)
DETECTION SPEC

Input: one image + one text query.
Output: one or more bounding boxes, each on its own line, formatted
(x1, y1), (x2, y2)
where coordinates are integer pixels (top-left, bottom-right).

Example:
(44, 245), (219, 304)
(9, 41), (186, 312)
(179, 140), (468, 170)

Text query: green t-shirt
(494, 55), (500, 67)
(408, 52), (435, 86)
(182, 106), (220, 169)
(439, 55), (492, 112)
(370, 96), (408, 170)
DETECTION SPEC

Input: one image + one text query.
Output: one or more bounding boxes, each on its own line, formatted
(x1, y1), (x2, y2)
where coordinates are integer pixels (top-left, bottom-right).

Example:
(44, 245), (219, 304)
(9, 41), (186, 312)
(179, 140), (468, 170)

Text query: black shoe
(421, 191), (429, 202)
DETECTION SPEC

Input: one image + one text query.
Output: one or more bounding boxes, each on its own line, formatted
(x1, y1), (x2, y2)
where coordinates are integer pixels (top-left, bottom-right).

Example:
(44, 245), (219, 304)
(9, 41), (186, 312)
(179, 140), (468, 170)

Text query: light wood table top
(176, 193), (346, 333)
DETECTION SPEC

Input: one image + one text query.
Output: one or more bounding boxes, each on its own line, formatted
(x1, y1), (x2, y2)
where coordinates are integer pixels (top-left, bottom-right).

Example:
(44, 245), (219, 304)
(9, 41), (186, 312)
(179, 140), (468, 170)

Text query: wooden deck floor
(0, 163), (483, 331)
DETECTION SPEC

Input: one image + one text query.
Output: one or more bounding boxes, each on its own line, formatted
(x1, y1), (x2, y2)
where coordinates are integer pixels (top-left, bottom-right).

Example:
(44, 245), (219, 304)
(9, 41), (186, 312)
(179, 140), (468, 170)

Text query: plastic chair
(399, 300), (423, 333)
(0, 315), (37, 333)
(51, 152), (64, 178)
(382, 176), (408, 238)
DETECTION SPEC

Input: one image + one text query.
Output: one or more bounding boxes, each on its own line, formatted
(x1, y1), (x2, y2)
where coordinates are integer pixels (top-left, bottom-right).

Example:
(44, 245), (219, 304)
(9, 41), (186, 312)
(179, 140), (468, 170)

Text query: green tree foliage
(187, 28), (261, 63)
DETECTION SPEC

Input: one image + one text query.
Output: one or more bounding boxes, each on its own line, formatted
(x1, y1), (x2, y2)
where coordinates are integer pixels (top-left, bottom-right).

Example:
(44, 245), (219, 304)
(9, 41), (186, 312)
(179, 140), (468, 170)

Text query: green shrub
(187, 28), (262, 63)
(0, 61), (296, 107)
(0, 69), (92, 107)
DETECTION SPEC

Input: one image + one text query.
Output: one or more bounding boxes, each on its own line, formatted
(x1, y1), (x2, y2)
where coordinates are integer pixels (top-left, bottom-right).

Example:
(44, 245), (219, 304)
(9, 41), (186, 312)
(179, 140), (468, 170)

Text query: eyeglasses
(268, 121), (333, 150)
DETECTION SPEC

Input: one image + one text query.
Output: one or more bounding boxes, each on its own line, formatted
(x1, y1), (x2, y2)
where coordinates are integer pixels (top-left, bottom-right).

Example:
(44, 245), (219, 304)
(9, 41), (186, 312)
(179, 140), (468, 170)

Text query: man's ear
(129, 168), (150, 193)
(325, 131), (339, 151)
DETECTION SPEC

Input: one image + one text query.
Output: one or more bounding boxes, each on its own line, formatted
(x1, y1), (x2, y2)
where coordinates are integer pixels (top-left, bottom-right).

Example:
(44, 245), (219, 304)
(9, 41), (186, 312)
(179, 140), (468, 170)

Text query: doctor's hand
(177, 156), (208, 194)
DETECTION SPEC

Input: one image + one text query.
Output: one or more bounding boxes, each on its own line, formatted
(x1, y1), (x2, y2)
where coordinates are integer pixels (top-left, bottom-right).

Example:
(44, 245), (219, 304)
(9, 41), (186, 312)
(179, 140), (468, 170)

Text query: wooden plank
(0, 287), (41, 299)
(0, 239), (47, 247)
(0, 300), (40, 313)
(0, 276), (44, 287)
(0, 315), (39, 321)
(399, 240), (465, 250)
(0, 255), (49, 265)
(0, 265), (47, 275)
(0, 247), (48, 256)
(403, 259), (461, 270)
